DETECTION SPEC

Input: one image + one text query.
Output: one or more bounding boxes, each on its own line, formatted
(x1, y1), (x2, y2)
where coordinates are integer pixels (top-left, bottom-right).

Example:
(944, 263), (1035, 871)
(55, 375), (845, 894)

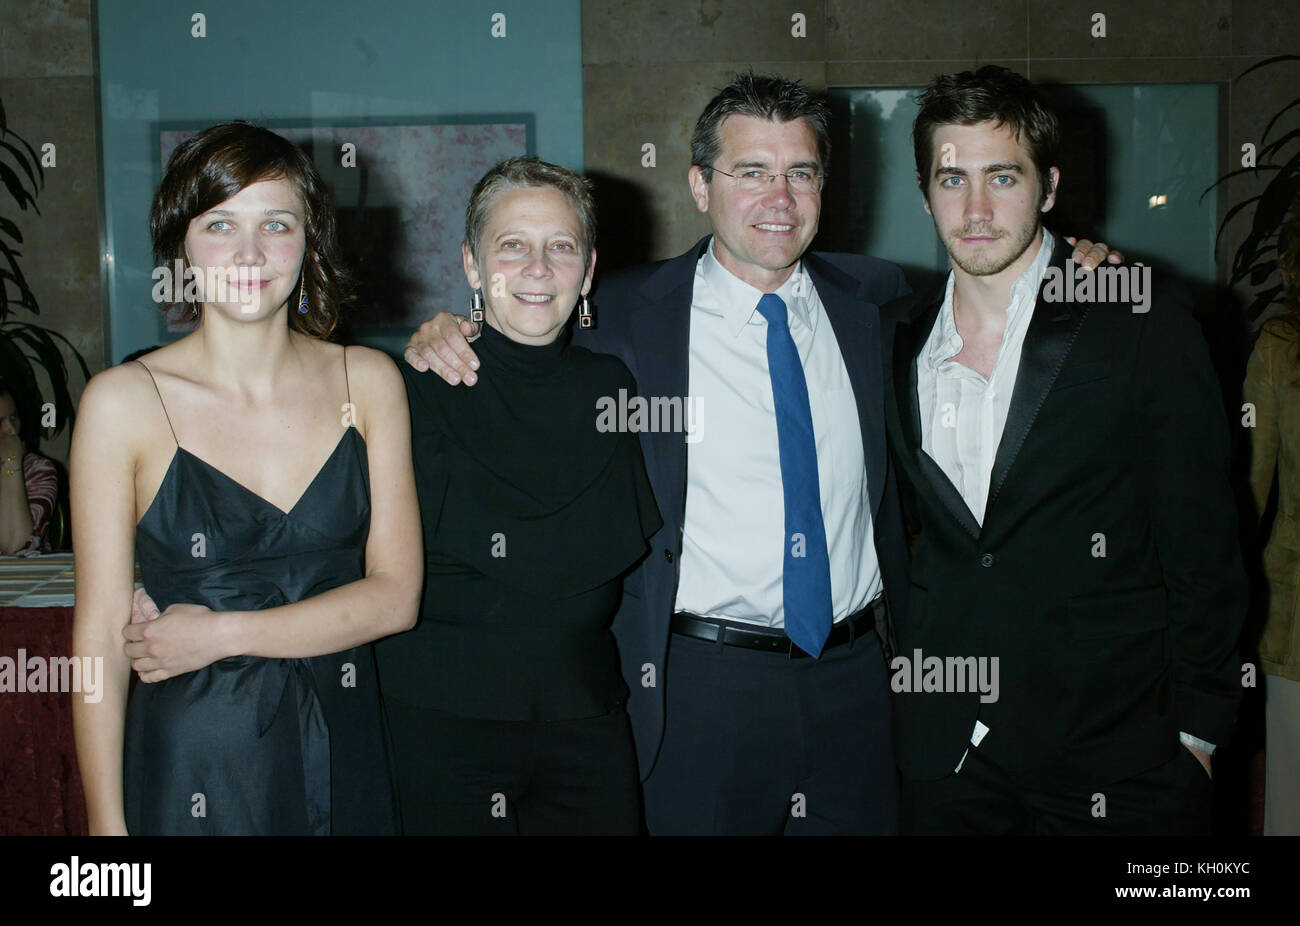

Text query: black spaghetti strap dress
(122, 356), (398, 835)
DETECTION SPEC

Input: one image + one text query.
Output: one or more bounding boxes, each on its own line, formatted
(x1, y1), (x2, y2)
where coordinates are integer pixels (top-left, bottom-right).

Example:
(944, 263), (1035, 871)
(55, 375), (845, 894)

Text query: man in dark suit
(406, 73), (1115, 835)
(882, 66), (1245, 834)
(409, 74), (907, 834)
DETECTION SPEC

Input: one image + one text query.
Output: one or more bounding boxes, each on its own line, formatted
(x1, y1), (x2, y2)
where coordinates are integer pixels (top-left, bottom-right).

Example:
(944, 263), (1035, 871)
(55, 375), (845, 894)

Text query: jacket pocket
(1050, 360), (1111, 393)
(1066, 585), (1167, 640)
(1063, 585), (1172, 753)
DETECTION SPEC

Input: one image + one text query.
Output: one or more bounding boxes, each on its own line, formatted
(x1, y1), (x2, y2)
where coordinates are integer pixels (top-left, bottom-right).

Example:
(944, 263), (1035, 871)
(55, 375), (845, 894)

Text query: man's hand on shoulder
(404, 313), (482, 386)
(1065, 236), (1132, 269)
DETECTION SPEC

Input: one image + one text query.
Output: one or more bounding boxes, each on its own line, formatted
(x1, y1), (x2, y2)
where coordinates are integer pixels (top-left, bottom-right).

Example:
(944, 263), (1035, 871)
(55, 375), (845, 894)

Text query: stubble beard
(945, 214), (1041, 277)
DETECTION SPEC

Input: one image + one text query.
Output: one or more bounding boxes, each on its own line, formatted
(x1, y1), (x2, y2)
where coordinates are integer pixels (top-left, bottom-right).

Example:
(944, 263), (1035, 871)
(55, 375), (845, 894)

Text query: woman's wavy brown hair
(150, 121), (353, 339)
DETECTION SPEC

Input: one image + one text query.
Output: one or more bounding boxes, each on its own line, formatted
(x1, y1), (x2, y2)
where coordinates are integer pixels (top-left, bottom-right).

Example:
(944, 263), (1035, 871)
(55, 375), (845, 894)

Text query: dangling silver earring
(470, 289), (485, 323)
(578, 294), (594, 329)
(181, 254), (200, 321)
(297, 275), (309, 314)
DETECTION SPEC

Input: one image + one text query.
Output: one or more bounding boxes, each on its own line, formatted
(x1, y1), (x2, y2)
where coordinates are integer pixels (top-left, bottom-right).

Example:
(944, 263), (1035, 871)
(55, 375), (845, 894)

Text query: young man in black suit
(882, 66), (1245, 834)
(405, 73), (1116, 835)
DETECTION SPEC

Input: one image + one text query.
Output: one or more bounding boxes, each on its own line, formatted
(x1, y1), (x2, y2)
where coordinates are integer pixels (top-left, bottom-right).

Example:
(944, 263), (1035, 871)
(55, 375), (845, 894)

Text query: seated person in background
(0, 381), (57, 555)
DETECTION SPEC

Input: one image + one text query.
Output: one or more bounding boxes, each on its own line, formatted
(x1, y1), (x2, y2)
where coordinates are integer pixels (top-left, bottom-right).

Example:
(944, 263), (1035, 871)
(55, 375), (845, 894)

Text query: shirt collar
(1012, 228), (1054, 305)
(699, 238), (813, 338)
(923, 228), (1054, 371)
(924, 273), (964, 371)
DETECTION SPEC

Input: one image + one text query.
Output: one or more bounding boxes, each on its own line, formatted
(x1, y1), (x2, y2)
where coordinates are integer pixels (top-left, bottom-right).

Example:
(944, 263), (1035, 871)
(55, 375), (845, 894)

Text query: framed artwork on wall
(158, 119), (531, 336)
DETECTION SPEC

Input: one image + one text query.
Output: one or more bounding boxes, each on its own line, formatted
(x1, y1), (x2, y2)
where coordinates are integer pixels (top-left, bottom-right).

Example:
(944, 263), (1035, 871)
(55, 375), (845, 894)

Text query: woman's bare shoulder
(76, 353), (183, 454)
(341, 344), (403, 399)
(122, 338), (196, 379)
(335, 345), (405, 445)
(79, 360), (157, 418)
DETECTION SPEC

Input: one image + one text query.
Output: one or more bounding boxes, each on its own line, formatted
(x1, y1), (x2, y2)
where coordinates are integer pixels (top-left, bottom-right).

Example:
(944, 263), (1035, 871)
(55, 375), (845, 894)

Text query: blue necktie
(755, 293), (833, 657)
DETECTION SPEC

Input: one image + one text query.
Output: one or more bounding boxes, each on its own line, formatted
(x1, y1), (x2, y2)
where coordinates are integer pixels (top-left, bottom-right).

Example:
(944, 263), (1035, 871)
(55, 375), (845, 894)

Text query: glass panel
(824, 83), (1220, 295)
(95, 0), (583, 361)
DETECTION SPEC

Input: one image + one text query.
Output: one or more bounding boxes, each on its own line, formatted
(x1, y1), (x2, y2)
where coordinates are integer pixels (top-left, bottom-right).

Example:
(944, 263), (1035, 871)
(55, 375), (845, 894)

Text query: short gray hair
(464, 156), (596, 263)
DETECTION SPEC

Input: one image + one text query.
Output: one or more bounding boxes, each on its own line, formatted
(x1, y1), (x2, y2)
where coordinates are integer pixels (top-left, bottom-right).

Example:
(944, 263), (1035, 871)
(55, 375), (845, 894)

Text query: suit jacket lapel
(804, 252), (887, 516)
(985, 232), (1088, 515)
(892, 299), (936, 455)
(627, 237), (706, 533)
(894, 294), (983, 539)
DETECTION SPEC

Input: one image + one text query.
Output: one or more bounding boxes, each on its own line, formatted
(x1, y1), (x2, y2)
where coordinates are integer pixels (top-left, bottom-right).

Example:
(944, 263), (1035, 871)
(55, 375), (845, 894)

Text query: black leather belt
(670, 595), (885, 659)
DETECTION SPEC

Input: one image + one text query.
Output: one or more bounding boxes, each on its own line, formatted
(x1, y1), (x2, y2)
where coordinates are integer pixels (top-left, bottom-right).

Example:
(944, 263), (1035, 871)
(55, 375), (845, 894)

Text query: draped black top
(376, 322), (662, 721)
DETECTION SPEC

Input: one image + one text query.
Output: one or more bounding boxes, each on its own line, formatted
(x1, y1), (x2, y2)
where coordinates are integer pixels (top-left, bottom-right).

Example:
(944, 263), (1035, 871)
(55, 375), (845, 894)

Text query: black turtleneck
(376, 321), (662, 721)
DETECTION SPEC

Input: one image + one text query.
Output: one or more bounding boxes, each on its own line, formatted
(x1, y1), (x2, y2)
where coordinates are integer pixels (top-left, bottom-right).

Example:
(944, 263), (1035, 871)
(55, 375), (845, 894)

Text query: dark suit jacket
(881, 230), (1246, 787)
(576, 235), (912, 779)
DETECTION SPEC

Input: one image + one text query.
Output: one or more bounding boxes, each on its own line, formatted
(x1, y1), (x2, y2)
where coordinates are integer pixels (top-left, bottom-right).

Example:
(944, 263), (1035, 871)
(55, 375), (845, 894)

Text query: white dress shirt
(673, 240), (882, 628)
(918, 230), (1053, 525)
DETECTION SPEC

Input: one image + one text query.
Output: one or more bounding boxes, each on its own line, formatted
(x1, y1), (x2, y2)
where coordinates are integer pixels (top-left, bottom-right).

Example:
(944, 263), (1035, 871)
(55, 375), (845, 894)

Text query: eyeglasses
(711, 167), (824, 194)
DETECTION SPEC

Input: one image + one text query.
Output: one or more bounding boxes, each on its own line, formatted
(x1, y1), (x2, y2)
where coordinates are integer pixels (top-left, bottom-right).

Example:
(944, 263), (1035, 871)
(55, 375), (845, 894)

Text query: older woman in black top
(376, 157), (661, 835)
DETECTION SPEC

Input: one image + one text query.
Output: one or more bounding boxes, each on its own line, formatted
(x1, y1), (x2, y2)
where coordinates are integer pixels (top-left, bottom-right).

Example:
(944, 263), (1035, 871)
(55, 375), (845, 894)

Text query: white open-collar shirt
(918, 229), (1054, 525)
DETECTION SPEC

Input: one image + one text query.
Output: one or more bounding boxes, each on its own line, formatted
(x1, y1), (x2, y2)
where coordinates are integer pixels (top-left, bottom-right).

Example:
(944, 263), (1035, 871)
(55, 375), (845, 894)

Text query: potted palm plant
(0, 96), (90, 447)
(1204, 54), (1300, 324)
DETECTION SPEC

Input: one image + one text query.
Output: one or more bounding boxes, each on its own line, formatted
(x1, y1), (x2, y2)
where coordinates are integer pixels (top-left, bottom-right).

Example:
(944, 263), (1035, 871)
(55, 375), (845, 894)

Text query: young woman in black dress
(377, 157), (661, 835)
(71, 122), (422, 835)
